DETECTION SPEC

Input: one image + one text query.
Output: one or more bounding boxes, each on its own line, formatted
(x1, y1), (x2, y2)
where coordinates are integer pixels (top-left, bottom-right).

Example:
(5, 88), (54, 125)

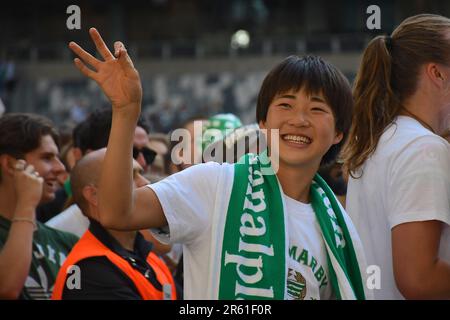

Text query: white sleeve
(147, 162), (223, 245)
(45, 205), (89, 238)
(387, 136), (450, 228)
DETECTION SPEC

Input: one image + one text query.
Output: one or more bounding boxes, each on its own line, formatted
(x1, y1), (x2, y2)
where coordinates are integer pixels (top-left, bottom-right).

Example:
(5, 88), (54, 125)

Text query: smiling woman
(68, 28), (368, 300)
(261, 88), (343, 177)
(256, 55), (353, 168)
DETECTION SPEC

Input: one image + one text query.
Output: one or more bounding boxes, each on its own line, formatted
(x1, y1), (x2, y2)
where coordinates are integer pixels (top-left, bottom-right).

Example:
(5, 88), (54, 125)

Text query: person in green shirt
(0, 113), (79, 299)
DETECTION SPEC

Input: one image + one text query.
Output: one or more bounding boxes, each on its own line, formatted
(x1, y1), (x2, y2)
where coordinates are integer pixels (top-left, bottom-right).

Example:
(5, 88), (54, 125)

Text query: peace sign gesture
(69, 28), (142, 114)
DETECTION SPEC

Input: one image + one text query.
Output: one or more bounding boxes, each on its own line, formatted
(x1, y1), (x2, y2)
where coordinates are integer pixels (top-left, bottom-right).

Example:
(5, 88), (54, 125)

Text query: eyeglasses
(133, 146), (157, 165)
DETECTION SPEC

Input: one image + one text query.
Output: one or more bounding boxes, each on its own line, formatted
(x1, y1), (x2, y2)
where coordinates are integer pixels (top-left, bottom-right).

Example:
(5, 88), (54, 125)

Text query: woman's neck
(400, 107), (436, 134)
(402, 92), (439, 134)
(275, 160), (319, 203)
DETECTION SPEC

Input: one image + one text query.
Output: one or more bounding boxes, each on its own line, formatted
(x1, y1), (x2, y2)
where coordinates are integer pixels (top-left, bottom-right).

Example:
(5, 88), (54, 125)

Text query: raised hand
(69, 28), (142, 114)
(13, 160), (43, 214)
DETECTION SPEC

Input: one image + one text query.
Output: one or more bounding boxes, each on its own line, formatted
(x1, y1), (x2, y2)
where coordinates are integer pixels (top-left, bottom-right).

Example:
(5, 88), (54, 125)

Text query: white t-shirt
(46, 204), (89, 237)
(149, 161), (334, 300)
(346, 116), (450, 300)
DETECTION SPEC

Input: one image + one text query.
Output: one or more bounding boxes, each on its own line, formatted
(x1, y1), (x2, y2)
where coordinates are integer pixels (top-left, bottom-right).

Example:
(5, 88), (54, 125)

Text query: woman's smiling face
(259, 88), (343, 170)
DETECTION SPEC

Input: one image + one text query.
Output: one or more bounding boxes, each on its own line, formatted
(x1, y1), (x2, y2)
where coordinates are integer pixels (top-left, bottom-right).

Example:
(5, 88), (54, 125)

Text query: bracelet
(11, 217), (37, 230)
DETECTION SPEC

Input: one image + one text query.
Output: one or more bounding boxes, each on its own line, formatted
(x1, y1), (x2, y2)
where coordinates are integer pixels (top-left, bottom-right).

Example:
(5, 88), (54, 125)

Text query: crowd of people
(0, 13), (449, 300)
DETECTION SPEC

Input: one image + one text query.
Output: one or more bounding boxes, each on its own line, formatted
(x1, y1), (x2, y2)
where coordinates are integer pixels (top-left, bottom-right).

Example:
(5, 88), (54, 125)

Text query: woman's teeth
(283, 134), (312, 144)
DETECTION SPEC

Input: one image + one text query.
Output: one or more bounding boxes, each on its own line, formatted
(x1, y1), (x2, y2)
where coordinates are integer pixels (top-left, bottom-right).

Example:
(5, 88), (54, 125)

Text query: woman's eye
(312, 107), (327, 112)
(279, 103), (291, 109)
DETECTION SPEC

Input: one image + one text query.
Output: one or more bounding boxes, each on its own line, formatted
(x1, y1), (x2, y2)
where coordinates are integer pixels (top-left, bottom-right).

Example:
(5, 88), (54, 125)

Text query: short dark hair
(256, 55), (353, 165)
(72, 121), (89, 150)
(0, 113), (59, 158)
(0, 113), (59, 181)
(75, 108), (150, 155)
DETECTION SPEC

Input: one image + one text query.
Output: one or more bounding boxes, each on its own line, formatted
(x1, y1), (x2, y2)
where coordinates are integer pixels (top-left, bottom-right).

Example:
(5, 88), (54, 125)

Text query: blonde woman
(343, 14), (450, 299)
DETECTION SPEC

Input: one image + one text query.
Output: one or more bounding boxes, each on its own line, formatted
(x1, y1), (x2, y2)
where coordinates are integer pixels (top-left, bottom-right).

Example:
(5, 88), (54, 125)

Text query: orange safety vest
(52, 230), (177, 300)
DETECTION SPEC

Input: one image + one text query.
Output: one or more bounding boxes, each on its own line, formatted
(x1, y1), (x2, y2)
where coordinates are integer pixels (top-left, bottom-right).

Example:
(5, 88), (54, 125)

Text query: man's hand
(69, 28), (142, 115)
(13, 160), (43, 216)
(0, 160), (42, 299)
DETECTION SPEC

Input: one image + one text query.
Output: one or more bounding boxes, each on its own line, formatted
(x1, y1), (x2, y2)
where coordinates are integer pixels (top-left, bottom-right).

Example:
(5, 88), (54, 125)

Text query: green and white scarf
(215, 152), (367, 300)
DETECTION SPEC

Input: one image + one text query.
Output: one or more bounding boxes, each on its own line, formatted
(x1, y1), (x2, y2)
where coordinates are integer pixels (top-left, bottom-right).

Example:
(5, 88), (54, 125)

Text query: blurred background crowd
(1, 0), (450, 300)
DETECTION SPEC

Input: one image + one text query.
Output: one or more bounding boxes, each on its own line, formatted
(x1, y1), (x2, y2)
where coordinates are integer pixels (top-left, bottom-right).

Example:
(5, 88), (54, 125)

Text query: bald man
(52, 149), (176, 300)
(46, 109), (157, 237)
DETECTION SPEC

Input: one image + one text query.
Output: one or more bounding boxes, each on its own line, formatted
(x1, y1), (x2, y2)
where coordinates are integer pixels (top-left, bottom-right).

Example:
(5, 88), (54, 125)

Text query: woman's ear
(333, 131), (344, 145)
(426, 63), (447, 89)
(259, 120), (266, 129)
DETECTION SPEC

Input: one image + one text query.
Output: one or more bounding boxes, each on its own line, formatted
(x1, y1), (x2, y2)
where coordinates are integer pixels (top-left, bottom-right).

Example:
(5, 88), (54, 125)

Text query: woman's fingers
(74, 58), (98, 80)
(68, 41), (100, 69)
(118, 48), (135, 71)
(114, 41), (124, 57)
(69, 28), (136, 81)
(89, 27), (114, 61)
(114, 41), (135, 73)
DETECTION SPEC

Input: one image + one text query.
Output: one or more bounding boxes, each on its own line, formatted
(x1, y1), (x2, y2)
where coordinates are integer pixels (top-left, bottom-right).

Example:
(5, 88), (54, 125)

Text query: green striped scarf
(217, 152), (366, 300)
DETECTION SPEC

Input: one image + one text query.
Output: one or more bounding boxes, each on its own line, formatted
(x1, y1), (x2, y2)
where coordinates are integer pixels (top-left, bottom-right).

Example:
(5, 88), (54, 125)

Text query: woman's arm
(392, 220), (450, 299)
(69, 28), (166, 230)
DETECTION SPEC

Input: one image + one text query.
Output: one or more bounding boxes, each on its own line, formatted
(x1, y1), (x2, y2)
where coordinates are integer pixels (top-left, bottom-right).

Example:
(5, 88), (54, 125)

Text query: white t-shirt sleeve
(387, 136), (450, 228)
(147, 161), (223, 245)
